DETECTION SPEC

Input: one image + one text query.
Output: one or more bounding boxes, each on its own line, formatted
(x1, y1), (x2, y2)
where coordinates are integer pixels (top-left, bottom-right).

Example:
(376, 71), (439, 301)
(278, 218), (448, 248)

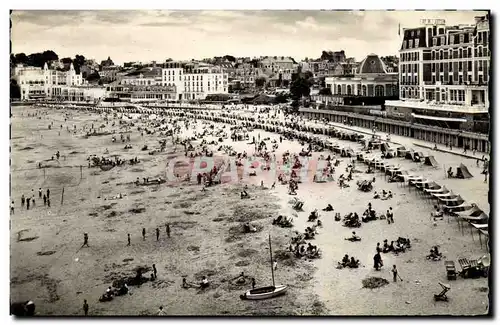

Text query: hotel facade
(299, 15), (490, 153)
(14, 62), (106, 102)
(161, 62), (228, 101)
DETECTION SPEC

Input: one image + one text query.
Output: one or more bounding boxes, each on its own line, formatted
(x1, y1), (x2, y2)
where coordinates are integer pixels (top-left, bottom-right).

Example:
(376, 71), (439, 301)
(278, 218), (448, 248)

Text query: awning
(411, 113), (467, 123)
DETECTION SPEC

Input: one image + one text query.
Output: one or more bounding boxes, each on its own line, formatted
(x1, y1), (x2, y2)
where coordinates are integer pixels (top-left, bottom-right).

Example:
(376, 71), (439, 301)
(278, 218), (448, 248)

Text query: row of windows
(431, 47), (489, 60)
(400, 52), (420, 62)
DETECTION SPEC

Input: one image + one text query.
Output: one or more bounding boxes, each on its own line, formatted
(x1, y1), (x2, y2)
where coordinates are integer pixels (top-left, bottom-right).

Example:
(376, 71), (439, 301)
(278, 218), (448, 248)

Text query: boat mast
(269, 234), (275, 287)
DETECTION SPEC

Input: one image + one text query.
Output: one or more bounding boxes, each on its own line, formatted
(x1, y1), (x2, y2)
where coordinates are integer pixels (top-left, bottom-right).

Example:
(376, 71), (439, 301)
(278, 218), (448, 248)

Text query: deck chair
(444, 261), (457, 280)
(434, 282), (450, 301)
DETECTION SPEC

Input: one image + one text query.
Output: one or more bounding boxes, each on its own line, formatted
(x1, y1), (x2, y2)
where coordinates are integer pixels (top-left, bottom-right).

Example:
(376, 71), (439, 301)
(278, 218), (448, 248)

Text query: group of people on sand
(15, 188), (51, 213)
(338, 254), (360, 269)
(373, 190), (393, 200)
(375, 237), (411, 255)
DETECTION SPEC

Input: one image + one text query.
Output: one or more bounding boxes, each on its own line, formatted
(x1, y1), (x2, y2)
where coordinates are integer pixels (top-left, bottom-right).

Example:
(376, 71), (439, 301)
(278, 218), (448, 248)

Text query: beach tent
(457, 164), (473, 179)
(424, 156), (439, 168)
(405, 150), (414, 160)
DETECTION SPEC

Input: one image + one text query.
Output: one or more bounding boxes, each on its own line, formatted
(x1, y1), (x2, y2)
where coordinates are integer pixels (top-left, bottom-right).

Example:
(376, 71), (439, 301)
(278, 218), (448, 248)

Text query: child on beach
(392, 265), (398, 282)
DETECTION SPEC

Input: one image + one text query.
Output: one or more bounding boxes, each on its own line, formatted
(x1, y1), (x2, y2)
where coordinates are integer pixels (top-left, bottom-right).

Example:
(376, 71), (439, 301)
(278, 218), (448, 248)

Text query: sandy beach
(10, 104), (490, 316)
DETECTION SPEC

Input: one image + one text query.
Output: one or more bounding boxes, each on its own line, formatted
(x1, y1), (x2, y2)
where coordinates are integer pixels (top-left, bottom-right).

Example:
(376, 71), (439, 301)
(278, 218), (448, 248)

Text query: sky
(11, 10), (488, 64)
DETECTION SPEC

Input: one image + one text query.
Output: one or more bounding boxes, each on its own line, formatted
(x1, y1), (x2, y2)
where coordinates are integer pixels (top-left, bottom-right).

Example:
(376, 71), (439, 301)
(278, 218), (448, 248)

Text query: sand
(10, 105), (489, 316)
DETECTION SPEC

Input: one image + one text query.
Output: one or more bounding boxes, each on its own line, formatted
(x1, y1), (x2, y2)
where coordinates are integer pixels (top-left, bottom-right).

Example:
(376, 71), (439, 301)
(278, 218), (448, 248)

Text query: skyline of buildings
(11, 10), (488, 64)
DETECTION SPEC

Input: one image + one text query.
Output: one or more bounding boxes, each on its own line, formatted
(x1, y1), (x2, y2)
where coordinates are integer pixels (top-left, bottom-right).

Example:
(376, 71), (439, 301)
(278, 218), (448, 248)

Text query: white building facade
(14, 63), (105, 102)
(161, 62), (228, 100)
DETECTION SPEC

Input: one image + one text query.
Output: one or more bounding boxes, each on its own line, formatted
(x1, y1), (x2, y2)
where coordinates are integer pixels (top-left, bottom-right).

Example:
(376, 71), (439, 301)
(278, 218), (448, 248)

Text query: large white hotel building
(161, 62), (228, 101)
(386, 15), (490, 127)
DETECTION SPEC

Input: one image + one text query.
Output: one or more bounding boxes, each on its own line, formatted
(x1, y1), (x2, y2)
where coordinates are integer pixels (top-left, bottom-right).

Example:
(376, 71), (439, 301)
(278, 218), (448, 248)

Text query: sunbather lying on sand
(345, 231), (361, 242)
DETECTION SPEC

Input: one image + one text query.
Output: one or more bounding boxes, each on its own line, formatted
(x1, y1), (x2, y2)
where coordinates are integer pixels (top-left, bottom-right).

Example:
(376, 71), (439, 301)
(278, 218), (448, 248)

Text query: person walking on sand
(373, 252), (383, 271)
(83, 233), (89, 247)
(46, 188), (50, 199)
(127, 233), (131, 246)
(26, 197), (30, 210)
(83, 299), (89, 316)
(43, 194), (47, 206)
(166, 224), (171, 237)
(38, 188), (42, 199)
(252, 278), (256, 289)
(47, 198), (51, 208)
(153, 264), (157, 279)
(10, 201), (15, 215)
(142, 228), (146, 240)
(156, 228), (160, 241)
(392, 265), (398, 282)
(21, 194), (25, 208)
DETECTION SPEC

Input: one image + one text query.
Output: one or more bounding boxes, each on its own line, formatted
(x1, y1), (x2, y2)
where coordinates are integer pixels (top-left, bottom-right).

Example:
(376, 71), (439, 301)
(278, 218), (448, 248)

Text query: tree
(61, 57), (73, 64)
(10, 79), (21, 99)
(223, 55), (236, 62)
(290, 76), (311, 101)
(319, 88), (332, 96)
(320, 78), (326, 89)
(255, 77), (266, 89)
(13, 53), (28, 65)
(86, 72), (101, 83)
(275, 93), (289, 104)
(42, 50), (58, 62)
(73, 55), (85, 74)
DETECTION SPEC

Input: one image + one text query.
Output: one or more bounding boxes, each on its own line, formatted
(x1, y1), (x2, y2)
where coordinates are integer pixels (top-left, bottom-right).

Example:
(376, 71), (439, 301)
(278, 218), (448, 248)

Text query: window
(433, 38), (437, 46)
(411, 31), (414, 37)
(483, 47), (488, 57)
(441, 37), (445, 45)
(460, 34), (464, 43)
(415, 39), (420, 47)
(450, 35), (454, 43)
(409, 40), (413, 48)
(416, 29), (421, 36)
(468, 61), (472, 71)
(468, 48), (472, 57)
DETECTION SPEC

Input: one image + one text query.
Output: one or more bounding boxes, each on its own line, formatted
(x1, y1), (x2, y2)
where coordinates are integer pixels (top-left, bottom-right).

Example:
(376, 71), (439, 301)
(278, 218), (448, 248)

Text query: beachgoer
(26, 198), (30, 210)
(127, 234), (131, 246)
(157, 306), (165, 316)
(153, 264), (157, 279)
(156, 228), (160, 241)
(10, 201), (14, 215)
(182, 277), (188, 288)
(47, 198), (51, 208)
(83, 233), (89, 247)
(83, 300), (89, 316)
(273, 261), (278, 270)
(21, 194), (25, 208)
(252, 278), (256, 289)
(166, 224), (171, 237)
(200, 276), (209, 288)
(142, 228), (146, 240)
(43, 194), (47, 206)
(392, 265), (398, 282)
(38, 188), (42, 199)
(46, 188), (50, 199)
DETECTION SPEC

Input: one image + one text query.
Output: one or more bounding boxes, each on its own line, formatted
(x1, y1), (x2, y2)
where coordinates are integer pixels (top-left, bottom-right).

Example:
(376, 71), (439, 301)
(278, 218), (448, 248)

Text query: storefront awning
(411, 113), (467, 123)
